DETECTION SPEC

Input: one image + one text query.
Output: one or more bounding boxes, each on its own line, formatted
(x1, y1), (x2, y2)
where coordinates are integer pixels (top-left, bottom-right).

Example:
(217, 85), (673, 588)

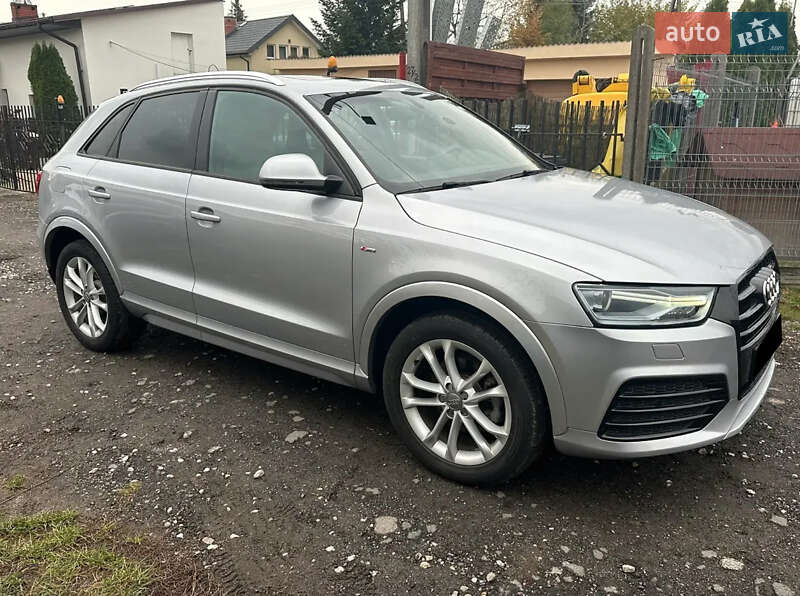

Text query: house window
(267, 45), (275, 59)
(302, 47), (310, 58)
(290, 46), (298, 58)
(279, 45), (287, 59)
(0, 89), (9, 108)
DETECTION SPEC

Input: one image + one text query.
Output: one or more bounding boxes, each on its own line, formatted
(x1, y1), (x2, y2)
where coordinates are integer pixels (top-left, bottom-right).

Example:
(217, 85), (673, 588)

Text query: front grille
(736, 252), (780, 397)
(599, 376), (729, 441)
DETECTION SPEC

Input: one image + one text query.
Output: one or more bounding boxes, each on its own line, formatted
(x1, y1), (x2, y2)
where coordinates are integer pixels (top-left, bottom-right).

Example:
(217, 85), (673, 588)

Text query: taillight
(35, 171), (43, 194)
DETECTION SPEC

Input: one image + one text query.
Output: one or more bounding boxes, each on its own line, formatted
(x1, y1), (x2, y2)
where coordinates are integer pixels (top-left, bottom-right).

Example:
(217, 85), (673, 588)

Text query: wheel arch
(44, 217), (122, 291)
(357, 282), (567, 435)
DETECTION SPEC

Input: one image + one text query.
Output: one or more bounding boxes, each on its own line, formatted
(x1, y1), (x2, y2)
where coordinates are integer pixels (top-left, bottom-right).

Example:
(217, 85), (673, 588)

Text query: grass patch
(4, 475), (25, 491)
(781, 285), (800, 323)
(0, 511), (223, 595)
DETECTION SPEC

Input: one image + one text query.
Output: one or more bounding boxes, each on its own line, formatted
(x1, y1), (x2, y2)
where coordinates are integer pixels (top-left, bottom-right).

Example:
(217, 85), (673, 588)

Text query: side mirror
(258, 154), (343, 194)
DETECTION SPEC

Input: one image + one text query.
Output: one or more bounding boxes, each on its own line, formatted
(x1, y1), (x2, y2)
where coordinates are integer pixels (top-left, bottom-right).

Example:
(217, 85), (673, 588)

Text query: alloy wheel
(62, 256), (108, 338)
(400, 339), (512, 466)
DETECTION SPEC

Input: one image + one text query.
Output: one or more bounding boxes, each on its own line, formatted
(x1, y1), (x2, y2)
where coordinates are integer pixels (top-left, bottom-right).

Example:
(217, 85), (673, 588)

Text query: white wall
(0, 28), (86, 106)
(80, 0), (226, 104)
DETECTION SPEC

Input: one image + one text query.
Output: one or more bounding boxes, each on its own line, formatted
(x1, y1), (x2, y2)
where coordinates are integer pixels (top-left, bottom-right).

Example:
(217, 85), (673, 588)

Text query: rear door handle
(190, 209), (221, 223)
(88, 187), (110, 200)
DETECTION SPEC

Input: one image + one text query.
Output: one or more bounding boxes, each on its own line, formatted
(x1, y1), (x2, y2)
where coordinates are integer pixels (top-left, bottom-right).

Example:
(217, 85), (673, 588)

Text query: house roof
(225, 14), (320, 56)
(0, 0), (220, 38)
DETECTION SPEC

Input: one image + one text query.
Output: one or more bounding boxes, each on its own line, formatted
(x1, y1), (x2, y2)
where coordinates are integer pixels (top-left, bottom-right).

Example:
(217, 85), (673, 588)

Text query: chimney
(10, 1), (38, 21)
(224, 15), (237, 36)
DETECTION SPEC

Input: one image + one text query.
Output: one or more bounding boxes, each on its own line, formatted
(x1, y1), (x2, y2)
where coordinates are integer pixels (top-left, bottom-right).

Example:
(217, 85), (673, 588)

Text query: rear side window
(117, 92), (202, 169)
(84, 103), (134, 157)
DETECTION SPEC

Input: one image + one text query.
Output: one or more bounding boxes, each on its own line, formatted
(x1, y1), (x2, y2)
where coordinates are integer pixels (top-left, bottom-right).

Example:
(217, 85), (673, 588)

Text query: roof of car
(130, 71), (425, 96)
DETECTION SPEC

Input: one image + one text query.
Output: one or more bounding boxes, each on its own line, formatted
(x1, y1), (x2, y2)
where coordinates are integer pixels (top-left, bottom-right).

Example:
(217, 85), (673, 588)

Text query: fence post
(622, 25), (655, 183)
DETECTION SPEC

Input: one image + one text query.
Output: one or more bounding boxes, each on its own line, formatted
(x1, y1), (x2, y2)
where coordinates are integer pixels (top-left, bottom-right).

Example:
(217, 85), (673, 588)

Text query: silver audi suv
(38, 72), (782, 484)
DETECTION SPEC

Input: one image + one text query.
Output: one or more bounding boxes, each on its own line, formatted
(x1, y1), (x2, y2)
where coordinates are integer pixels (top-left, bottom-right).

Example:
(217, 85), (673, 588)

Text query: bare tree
(447, 0), (516, 46)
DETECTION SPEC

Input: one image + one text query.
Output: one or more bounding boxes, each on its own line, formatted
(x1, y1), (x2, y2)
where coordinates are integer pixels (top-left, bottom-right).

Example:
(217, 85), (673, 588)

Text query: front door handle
(88, 187), (111, 200)
(190, 208), (221, 223)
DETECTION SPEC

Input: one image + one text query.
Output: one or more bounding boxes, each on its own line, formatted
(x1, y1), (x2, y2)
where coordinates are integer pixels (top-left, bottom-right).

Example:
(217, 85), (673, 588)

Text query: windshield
(307, 90), (544, 194)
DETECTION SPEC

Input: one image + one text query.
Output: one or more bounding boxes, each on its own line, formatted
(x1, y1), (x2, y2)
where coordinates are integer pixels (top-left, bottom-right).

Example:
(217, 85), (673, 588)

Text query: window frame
(78, 87), (208, 174)
(278, 45), (287, 59)
(302, 47), (310, 58)
(194, 86), (362, 201)
(267, 45), (275, 59)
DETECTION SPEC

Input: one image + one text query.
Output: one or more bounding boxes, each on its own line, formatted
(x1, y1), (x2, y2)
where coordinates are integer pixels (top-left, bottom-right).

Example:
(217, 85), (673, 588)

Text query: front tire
(382, 312), (548, 485)
(55, 239), (144, 352)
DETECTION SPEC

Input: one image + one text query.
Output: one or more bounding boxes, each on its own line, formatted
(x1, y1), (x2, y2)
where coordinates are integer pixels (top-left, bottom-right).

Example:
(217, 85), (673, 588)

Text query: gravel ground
(1, 188), (799, 595)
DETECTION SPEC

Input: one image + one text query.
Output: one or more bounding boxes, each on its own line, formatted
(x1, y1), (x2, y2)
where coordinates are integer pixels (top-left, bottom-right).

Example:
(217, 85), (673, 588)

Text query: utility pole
(407, 0), (430, 85)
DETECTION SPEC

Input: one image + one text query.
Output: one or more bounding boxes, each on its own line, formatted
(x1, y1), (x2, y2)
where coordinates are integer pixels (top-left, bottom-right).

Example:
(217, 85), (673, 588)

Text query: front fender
(43, 216), (123, 292)
(356, 281), (567, 435)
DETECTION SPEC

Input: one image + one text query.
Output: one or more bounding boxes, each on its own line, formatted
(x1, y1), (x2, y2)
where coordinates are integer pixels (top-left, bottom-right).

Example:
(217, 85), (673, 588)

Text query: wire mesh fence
(0, 104), (91, 193)
(647, 54), (800, 258)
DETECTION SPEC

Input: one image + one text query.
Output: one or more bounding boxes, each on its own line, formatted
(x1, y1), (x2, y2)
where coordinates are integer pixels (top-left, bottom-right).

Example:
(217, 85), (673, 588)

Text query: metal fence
(459, 94), (624, 172)
(0, 104), (90, 193)
(646, 54), (800, 258)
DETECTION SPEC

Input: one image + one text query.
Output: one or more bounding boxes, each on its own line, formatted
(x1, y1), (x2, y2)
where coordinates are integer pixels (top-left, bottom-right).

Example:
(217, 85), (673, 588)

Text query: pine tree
(27, 43), (79, 117)
(228, 0), (246, 23)
(311, 0), (405, 56)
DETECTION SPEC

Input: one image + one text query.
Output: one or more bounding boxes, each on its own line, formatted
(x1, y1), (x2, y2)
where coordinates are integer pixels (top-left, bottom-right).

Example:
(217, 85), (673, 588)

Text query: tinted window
(208, 91), (329, 183)
(118, 92), (202, 168)
(84, 103), (134, 156)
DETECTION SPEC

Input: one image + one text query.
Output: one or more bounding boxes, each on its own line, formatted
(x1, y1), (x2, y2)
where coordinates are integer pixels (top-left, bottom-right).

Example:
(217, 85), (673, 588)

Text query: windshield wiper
(321, 90), (382, 114)
(494, 169), (545, 182)
(400, 179), (492, 194)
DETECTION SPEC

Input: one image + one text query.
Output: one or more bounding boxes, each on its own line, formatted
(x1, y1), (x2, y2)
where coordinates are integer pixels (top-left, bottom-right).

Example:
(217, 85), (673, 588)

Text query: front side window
(279, 45), (287, 59)
(208, 90), (338, 185)
(267, 45), (275, 59)
(117, 92), (202, 169)
(290, 46), (298, 58)
(302, 47), (310, 58)
(309, 90), (543, 194)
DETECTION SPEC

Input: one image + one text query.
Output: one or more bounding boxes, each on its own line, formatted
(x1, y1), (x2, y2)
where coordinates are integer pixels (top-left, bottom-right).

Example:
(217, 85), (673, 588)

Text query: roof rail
(131, 71), (285, 92)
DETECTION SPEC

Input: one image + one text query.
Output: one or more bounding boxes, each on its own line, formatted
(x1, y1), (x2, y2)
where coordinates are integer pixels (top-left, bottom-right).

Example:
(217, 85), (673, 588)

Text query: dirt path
(1, 189), (798, 595)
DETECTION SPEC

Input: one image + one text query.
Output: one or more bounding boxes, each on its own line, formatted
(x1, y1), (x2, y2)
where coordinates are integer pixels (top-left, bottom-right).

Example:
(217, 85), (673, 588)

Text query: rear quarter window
(83, 103), (134, 157)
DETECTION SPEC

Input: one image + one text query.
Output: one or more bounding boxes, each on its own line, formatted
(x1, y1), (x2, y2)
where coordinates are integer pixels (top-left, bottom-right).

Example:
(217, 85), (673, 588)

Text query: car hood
(397, 168), (771, 285)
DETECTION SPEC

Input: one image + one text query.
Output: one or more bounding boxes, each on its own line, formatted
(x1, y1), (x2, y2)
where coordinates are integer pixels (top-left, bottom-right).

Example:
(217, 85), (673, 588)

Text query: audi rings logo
(759, 270), (781, 307)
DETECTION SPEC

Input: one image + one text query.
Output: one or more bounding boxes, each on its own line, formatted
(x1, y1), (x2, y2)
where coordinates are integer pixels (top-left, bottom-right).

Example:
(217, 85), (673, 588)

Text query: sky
(1, 0), (323, 26)
(2, 0), (797, 37)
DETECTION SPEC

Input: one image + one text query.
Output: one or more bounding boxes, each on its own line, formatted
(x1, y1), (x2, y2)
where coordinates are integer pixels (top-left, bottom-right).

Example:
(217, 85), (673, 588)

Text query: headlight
(574, 284), (716, 327)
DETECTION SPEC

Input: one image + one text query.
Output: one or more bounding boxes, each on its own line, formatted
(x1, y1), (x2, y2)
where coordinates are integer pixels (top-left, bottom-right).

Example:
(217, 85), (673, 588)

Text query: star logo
(748, 16), (767, 29)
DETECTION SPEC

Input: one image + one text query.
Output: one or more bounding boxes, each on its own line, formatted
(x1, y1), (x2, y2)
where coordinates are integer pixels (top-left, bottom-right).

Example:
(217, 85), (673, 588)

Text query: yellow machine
(561, 72), (694, 176)
(563, 72), (629, 176)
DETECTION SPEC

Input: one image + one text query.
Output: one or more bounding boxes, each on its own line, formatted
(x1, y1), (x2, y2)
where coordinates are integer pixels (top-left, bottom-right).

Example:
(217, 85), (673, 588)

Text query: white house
(0, 0), (226, 110)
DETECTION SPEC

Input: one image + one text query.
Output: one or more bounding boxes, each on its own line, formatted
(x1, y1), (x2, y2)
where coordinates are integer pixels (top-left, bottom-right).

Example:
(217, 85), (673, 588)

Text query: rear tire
(382, 312), (548, 485)
(55, 239), (144, 352)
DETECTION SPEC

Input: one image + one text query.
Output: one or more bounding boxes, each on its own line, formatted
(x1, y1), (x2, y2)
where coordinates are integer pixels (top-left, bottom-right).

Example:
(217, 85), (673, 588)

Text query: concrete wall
(0, 28), (86, 106)
(79, 0), (226, 104)
(271, 53), (399, 78)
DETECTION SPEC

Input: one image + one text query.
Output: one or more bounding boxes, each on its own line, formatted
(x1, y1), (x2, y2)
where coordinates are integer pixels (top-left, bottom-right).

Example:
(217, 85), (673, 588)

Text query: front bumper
(530, 318), (775, 459)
